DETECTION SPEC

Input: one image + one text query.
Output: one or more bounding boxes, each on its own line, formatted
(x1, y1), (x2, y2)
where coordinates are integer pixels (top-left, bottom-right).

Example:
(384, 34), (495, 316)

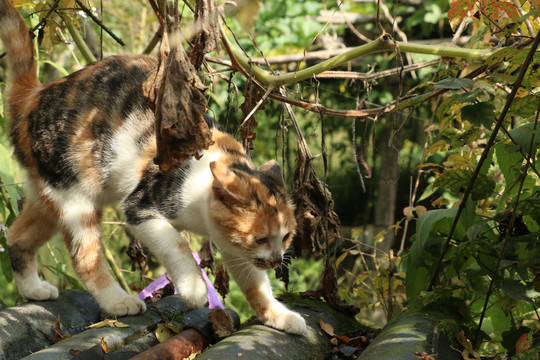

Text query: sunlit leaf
(86, 319), (130, 329)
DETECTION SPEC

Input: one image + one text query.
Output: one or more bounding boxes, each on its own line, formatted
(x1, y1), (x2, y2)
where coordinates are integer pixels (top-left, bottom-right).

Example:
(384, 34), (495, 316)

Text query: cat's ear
(210, 161), (249, 203)
(260, 160), (284, 184)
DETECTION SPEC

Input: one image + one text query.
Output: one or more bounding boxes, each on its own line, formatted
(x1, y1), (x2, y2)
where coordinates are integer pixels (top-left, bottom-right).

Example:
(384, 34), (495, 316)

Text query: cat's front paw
(264, 309), (307, 335)
(20, 280), (59, 301)
(175, 272), (208, 309)
(99, 292), (146, 316)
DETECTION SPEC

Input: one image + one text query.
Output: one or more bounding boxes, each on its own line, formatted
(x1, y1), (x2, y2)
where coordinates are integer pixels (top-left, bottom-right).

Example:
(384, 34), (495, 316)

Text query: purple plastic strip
(138, 252), (224, 309)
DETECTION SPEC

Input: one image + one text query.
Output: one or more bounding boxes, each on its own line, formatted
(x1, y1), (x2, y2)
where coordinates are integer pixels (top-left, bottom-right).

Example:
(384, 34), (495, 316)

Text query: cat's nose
(269, 254), (282, 268)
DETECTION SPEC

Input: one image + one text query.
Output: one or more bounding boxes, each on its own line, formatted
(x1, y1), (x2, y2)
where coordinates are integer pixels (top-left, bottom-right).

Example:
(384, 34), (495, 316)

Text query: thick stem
(224, 33), (497, 88)
(64, 16), (97, 63)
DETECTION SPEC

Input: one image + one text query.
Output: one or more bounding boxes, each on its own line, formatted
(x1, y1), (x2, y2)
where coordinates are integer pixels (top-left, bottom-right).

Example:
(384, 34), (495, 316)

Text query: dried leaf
(100, 337), (108, 354)
(143, 22), (212, 172)
(86, 319), (130, 329)
(69, 349), (81, 356)
(214, 261), (230, 298)
(53, 316), (63, 343)
(199, 239), (216, 273)
(336, 335), (351, 343)
(239, 79), (265, 155)
(209, 308), (236, 339)
(291, 152), (342, 255)
(319, 318), (335, 337)
(190, 0), (221, 69)
(127, 235), (147, 275)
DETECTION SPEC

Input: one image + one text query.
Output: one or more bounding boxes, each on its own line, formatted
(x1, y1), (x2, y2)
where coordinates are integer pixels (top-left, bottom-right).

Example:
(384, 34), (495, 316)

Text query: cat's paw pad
(21, 280), (59, 301)
(265, 310), (307, 335)
(102, 294), (146, 316)
(177, 274), (208, 309)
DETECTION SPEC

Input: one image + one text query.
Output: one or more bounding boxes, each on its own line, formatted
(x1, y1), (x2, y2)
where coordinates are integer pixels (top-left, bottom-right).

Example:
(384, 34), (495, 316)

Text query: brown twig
(426, 29), (540, 292)
(74, 0), (125, 46)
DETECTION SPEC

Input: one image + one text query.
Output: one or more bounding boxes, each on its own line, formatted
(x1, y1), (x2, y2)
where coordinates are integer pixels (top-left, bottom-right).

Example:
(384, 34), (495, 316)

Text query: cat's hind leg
(7, 197), (60, 301)
(57, 191), (145, 316)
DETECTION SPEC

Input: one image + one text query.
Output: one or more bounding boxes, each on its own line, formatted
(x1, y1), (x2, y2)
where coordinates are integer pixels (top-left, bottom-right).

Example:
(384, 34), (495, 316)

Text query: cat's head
(209, 159), (296, 269)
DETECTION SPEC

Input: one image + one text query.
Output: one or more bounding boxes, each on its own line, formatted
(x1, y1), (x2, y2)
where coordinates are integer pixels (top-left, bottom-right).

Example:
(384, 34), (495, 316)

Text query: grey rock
(0, 290), (101, 360)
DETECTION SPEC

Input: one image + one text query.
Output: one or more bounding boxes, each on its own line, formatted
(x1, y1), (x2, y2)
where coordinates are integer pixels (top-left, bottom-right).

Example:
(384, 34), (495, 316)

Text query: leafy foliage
(0, 0), (539, 357)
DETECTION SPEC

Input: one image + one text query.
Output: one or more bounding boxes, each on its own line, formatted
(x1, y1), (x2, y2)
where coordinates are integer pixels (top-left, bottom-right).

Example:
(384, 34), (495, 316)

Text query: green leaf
(415, 208), (458, 255)
(461, 102), (496, 128)
(458, 89), (481, 104)
(433, 77), (473, 90)
(405, 246), (430, 304)
(508, 122), (540, 154)
(496, 142), (523, 193)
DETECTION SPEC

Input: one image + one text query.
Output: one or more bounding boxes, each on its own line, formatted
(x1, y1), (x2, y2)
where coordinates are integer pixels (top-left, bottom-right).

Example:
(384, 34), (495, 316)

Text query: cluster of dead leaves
(143, 0), (216, 172)
(319, 318), (370, 358)
(44, 316), (127, 357)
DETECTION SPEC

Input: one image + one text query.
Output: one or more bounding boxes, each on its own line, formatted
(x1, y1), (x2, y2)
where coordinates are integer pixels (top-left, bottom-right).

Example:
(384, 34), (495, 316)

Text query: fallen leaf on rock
(319, 318), (335, 337)
(155, 323), (173, 343)
(100, 337), (108, 353)
(336, 335), (351, 343)
(209, 308), (236, 339)
(69, 349), (81, 356)
(53, 316), (63, 343)
(86, 319), (130, 329)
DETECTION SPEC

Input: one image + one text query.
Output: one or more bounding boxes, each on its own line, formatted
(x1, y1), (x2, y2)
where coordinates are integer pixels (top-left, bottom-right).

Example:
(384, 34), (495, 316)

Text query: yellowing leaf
(86, 319), (130, 329)
(155, 324), (173, 343)
(13, 0), (35, 7)
(100, 337), (108, 354)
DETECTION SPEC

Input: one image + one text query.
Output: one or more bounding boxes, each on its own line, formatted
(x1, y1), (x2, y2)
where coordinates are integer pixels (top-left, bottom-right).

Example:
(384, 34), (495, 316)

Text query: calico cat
(0, 0), (306, 335)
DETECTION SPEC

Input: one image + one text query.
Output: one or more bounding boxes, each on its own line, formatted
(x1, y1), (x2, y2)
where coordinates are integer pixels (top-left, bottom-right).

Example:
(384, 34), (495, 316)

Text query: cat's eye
(256, 237), (269, 245)
(283, 232), (292, 242)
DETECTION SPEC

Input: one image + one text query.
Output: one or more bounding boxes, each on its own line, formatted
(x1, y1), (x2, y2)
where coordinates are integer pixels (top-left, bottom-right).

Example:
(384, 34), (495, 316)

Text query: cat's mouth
(253, 257), (282, 270)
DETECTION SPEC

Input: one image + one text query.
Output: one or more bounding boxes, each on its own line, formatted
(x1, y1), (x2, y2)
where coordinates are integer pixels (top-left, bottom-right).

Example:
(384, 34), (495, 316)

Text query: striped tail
(0, 0), (40, 122)
(0, 0), (39, 92)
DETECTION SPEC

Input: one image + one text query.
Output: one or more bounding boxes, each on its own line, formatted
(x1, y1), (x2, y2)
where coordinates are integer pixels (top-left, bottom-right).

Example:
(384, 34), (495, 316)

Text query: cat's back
(11, 55), (159, 196)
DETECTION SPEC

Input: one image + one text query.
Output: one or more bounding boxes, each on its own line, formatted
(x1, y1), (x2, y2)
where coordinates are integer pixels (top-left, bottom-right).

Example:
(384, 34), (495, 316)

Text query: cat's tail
(0, 0), (40, 92)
